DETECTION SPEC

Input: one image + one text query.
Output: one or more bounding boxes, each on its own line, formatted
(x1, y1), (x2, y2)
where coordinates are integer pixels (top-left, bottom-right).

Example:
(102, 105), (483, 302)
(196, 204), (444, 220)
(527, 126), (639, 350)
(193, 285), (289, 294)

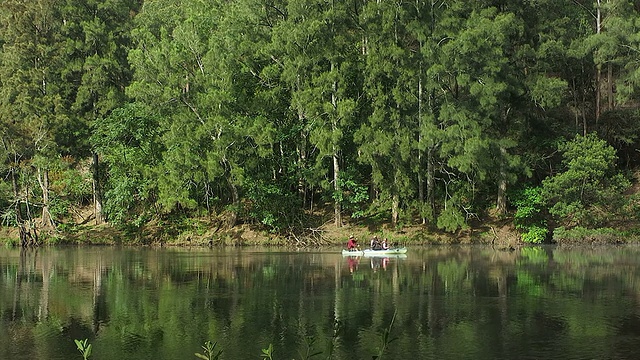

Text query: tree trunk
(331, 62), (342, 228)
(295, 75), (310, 210)
(607, 62), (613, 111)
(425, 87), (438, 225)
(582, 76), (588, 136)
(391, 192), (399, 228)
(572, 78), (580, 133)
(426, 146), (436, 223)
(37, 167), (53, 229)
(418, 66), (425, 224)
(11, 167), (27, 246)
(23, 183), (38, 246)
(496, 146), (508, 215)
(595, 0), (602, 124)
(92, 152), (104, 224)
(226, 176), (239, 228)
(496, 102), (511, 215)
(333, 151), (342, 227)
(298, 112), (308, 206)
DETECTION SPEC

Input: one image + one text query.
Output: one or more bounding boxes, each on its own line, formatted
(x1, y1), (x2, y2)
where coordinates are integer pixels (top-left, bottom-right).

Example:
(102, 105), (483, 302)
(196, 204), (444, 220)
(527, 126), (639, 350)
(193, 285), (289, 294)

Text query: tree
(568, 0), (639, 130)
(357, 0), (421, 227)
(0, 0), (68, 242)
(91, 103), (162, 225)
(60, 0), (141, 224)
(128, 0), (275, 227)
(542, 133), (630, 227)
(266, 0), (361, 227)
(434, 6), (525, 227)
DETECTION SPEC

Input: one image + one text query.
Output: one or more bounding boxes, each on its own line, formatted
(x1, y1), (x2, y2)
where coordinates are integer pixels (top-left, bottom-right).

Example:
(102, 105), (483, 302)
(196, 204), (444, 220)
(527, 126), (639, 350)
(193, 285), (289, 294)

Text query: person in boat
(347, 235), (359, 251)
(370, 236), (381, 250)
(381, 238), (389, 250)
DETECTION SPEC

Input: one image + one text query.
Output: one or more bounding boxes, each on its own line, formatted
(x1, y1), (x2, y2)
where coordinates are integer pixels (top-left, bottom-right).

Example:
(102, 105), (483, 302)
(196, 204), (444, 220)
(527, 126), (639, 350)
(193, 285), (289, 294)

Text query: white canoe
(342, 247), (408, 256)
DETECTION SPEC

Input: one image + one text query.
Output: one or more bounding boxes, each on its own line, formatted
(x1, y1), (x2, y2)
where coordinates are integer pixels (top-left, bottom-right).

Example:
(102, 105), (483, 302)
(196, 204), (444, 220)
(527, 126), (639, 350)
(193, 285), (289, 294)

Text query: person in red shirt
(347, 235), (359, 251)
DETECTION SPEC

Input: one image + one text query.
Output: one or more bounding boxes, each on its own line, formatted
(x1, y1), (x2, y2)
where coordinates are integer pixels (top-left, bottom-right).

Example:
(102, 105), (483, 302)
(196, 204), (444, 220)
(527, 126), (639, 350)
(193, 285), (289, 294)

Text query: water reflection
(344, 254), (404, 273)
(1, 246), (640, 359)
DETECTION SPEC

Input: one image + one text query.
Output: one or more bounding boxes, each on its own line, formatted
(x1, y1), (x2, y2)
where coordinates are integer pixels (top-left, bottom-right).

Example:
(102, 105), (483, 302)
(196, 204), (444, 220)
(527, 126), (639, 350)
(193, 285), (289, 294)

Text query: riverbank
(0, 214), (524, 249)
(2, 210), (638, 248)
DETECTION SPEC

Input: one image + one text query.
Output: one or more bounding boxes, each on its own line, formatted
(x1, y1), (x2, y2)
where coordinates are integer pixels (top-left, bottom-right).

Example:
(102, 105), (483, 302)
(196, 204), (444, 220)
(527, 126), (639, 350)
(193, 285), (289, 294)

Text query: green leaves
(529, 75), (568, 109)
(74, 338), (92, 360)
(542, 133), (630, 227)
(91, 103), (161, 224)
(195, 340), (222, 360)
(511, 186), (548, 243)
(260, 343), (274, 360)
(1, 0), (639, 240)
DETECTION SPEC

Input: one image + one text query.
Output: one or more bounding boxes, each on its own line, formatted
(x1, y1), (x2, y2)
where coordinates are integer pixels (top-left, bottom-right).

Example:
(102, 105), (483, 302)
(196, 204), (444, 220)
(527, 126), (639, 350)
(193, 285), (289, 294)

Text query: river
(1, 245), (640, 359)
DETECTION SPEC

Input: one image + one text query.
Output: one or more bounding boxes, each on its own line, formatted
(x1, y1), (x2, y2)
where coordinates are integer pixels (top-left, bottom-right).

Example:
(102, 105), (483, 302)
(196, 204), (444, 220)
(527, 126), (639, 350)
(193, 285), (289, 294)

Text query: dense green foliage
(542, 133), (630, 228)
(511, 186), (547, 243)
(1, 0), (640, 243)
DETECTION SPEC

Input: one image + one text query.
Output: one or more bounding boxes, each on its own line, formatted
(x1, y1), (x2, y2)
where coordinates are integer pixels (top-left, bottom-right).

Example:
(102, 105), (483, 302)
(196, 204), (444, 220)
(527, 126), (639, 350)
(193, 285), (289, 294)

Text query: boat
(364, 251), (407, 259)
(341, 247), (408, 256)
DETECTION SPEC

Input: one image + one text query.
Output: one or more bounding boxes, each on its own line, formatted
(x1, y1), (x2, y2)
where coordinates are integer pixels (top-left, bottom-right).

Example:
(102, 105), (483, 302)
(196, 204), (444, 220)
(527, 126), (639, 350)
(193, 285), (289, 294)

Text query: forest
(1, 0), (640, 246)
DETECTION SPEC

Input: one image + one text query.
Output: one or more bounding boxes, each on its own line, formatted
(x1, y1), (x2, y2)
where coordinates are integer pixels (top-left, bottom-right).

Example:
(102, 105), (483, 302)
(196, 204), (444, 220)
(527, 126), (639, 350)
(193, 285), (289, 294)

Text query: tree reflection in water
(2, 246), (640, 359)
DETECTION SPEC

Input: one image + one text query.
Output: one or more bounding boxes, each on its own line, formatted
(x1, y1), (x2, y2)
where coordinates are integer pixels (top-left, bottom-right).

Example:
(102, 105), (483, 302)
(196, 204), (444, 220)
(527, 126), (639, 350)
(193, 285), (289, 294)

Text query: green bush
(1, 237), (19, 247)
(521, 225), (548, 244)
(243, 179), (301, 232)
(552, 226), (623, 244)
(335, 173), (369, 219)
(437, 207), (467, 233)
(542, 134), (630, 227)
(510, 186), (548, 243)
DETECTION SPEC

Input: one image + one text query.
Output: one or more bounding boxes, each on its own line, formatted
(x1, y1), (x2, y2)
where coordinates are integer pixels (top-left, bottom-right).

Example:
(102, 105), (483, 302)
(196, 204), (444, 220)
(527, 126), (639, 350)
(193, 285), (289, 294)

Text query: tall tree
(266, 0), (362, 227)
(60, 0), (141, 224)
(410, 0), (461, 226)
(128, 0), (275, 227)
(357, 0), (421, 227)
(0, 0), (67, 240)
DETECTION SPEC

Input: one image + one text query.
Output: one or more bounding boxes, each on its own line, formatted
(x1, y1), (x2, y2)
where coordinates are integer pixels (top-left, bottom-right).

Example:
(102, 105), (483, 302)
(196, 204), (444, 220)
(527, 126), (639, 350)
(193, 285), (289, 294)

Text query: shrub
(510, 186), (548, 243)
(542, 133), (630, 227)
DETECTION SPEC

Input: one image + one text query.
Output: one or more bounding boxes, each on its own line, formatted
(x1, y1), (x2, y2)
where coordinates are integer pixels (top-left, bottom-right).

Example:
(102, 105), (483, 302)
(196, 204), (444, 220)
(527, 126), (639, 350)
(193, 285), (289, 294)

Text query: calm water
(2, 245), (640, 359)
